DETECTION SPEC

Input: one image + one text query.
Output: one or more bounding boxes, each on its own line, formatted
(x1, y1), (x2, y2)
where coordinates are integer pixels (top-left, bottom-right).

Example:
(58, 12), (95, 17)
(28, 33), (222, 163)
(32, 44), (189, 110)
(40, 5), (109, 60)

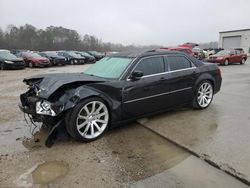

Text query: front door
(122, 56), (167, 119)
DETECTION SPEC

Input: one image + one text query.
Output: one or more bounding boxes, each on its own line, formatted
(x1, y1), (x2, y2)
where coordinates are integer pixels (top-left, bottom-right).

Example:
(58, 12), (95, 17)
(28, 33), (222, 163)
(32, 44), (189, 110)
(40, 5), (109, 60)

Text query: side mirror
(129, 70), (143, 80)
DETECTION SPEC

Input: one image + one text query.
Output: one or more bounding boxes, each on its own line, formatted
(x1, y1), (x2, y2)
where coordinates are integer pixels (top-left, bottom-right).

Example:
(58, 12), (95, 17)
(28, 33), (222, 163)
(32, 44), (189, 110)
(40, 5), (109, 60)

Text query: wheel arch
(63, 86), (114, 111)
(195, 73), (215, 91)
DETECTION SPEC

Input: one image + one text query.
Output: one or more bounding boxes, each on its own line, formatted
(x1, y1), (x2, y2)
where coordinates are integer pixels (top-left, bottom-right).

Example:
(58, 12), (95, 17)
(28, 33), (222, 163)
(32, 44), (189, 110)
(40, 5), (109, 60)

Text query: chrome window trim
(126, 67), (196, 80)
(126, 55), (196, 81)
(124, 87), (192, 104)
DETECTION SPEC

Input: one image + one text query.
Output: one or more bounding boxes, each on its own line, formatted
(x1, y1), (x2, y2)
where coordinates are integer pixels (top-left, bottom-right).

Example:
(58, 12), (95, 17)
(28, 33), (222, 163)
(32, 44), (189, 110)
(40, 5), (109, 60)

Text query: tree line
(0, 24), (218, 52)
(0, 24), (161, 52)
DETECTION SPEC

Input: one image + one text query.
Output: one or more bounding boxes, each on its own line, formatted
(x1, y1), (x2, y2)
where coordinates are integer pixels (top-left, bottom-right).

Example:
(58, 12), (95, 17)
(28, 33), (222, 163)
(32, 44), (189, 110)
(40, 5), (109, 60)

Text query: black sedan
(57, 51), (85, 65)
(87, 51), (105, 61)
(19, 50), (221, 145)
(75, 51), (96, 63)
(0, 50), (26, 70)
(39, 51), (67, 66)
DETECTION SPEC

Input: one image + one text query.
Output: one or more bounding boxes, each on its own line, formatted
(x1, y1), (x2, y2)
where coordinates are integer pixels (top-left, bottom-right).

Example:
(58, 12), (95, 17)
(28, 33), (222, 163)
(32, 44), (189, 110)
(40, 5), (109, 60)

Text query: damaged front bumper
(19, 93), (64, 119)
(19, 92), (68, 147)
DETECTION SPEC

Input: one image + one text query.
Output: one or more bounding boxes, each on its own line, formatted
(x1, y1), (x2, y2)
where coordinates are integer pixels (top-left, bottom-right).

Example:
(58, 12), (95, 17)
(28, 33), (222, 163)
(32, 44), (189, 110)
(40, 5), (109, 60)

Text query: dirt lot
(0, 63), (249, 188)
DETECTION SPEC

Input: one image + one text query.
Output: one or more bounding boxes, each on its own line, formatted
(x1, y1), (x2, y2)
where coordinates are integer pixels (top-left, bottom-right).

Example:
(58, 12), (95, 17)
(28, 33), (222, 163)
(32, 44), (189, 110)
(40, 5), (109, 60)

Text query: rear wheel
(65, 97), (110, 142)
(240, 58), (246, 65)
(192, 80), (213, 109)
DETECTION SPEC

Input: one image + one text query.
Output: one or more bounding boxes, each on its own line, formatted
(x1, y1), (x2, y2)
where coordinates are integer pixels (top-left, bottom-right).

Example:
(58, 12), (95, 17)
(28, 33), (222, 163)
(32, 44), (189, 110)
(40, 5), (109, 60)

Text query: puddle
(32, 161), (69, 184)
(15, 161), (69, 187)
(104, 124), (190, 181)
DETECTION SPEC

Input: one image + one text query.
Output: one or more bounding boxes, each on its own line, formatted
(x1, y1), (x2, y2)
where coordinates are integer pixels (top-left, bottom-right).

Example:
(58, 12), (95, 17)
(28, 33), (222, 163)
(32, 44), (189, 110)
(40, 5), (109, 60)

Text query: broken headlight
(36, 101), (56, 116)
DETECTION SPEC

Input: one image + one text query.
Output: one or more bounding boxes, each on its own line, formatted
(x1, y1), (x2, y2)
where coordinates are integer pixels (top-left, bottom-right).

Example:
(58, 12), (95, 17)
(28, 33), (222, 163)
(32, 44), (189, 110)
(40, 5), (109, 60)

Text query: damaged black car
(19, 50), (222, 146)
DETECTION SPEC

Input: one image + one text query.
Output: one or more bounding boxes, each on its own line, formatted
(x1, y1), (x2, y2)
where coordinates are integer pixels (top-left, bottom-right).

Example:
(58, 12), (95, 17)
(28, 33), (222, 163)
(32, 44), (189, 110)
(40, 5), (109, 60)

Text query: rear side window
(167, 56), (192, 71)
(135, 56), (164, 76)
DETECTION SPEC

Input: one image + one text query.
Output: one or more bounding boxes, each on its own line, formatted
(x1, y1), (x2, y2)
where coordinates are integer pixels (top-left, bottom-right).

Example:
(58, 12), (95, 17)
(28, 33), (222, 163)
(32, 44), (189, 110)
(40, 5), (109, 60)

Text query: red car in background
(18, 51), (50, 68)
(207, 49), (247, 66)
(162, 46), (194, 56)
(159, 43), (197, 57)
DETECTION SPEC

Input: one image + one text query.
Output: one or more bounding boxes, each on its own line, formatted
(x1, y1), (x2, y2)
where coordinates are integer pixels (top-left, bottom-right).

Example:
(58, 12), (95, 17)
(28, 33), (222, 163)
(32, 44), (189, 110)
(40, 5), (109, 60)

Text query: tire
(28, 62), (33, 68)
(240, 58), (246, 65)
(70, 60), (74, 65)
(65, 97), (110, 142)
(224, 59), (229, 66)
(0, 63), (5, 70)
(192, 80), (214, 109)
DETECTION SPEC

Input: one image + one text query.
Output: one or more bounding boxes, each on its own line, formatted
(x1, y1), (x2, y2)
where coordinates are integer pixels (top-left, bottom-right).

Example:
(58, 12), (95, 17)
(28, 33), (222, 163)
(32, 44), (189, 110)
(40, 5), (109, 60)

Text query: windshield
(84, 57), (133, 79)
(216, 50), (230, 56)
(0, 51), (18, 59)
(45, 52), (58, 56)
(67, 51), (82, 58)
(24, 52), (43, 58)
(80, 52), (92, 57)
(89, 51), (102, 56)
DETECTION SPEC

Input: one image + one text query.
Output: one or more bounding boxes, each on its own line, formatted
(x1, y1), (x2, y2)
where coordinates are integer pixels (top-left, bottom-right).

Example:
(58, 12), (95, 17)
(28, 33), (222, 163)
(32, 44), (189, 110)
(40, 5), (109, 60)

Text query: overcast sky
(1, 0), (250, 46)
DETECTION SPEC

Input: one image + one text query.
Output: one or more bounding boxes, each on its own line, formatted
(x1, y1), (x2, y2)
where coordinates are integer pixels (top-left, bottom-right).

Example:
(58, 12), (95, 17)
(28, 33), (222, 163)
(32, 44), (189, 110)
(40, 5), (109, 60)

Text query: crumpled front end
(19, 83), (65, 126)
(19, 83), (68, 147)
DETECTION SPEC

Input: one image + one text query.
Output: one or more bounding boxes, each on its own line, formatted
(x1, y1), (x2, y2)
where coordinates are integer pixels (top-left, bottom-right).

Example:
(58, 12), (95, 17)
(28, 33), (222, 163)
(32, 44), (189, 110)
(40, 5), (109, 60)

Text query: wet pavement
(0, 63), (249, 187)
(131, 156), (249, 188)
(141, 60), (250, 183)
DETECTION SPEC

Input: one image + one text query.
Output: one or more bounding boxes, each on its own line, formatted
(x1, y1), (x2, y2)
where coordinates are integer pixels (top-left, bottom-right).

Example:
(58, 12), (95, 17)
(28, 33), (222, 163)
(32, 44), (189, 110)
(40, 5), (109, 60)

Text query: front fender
(63, 86), (123, 125)
(61, 86), (113, 111)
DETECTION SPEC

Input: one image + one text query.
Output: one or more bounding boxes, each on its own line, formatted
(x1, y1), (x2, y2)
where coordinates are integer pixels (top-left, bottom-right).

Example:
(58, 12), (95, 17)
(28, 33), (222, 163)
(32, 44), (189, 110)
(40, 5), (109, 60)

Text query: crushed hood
(23, 73), (107, 99)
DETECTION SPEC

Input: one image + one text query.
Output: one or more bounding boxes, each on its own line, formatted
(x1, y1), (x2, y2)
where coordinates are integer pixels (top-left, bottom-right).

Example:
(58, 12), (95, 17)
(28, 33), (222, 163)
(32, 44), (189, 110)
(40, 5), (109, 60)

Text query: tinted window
(167, 56), (191, 71)
(135, 57), (164, 76)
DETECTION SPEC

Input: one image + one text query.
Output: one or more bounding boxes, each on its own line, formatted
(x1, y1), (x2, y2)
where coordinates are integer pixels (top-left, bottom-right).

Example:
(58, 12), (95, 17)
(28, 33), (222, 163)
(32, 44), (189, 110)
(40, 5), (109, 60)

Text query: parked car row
(158, 43), (248, 66)
(0, 49), (105, 70)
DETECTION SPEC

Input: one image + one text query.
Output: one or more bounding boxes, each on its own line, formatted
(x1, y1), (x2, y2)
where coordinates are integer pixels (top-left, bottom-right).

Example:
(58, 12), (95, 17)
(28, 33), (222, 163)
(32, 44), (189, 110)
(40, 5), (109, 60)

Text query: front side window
(167, 56), (192, 71)
(85, 57), (133, 79)
(134, 56), (164, 76)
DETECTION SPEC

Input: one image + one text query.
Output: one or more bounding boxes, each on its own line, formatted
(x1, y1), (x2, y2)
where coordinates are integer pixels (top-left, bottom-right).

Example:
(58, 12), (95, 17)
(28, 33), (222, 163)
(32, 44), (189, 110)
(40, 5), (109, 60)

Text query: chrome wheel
(28, 62), (33, 68)
(76, 101), (109, 139)
(224, 59), (229, 66)
(241, 59), (245, 64)
(197, 82), (213, 108)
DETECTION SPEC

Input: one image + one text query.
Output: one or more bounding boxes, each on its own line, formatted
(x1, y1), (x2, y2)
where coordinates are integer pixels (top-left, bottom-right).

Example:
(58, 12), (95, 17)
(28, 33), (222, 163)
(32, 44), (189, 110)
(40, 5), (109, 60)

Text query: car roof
(108, 49), (189, 58)
(108, 49), (204, 67)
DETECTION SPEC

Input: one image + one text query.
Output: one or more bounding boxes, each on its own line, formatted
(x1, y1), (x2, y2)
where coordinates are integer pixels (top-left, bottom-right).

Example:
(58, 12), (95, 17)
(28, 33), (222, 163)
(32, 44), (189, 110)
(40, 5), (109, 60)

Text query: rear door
(163, 55), (197, 107)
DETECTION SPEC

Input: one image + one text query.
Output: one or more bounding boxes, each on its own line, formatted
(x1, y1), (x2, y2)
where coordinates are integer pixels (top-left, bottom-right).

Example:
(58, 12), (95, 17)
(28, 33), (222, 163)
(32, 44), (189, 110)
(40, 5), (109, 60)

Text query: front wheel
(65, 97), (110, 142)
(240, 58), (246, 65)
(224, 59), (229, 66)
(0, 63), (5, 70)
(192, 80), (214, 109)
(28, 62), (33, 68)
